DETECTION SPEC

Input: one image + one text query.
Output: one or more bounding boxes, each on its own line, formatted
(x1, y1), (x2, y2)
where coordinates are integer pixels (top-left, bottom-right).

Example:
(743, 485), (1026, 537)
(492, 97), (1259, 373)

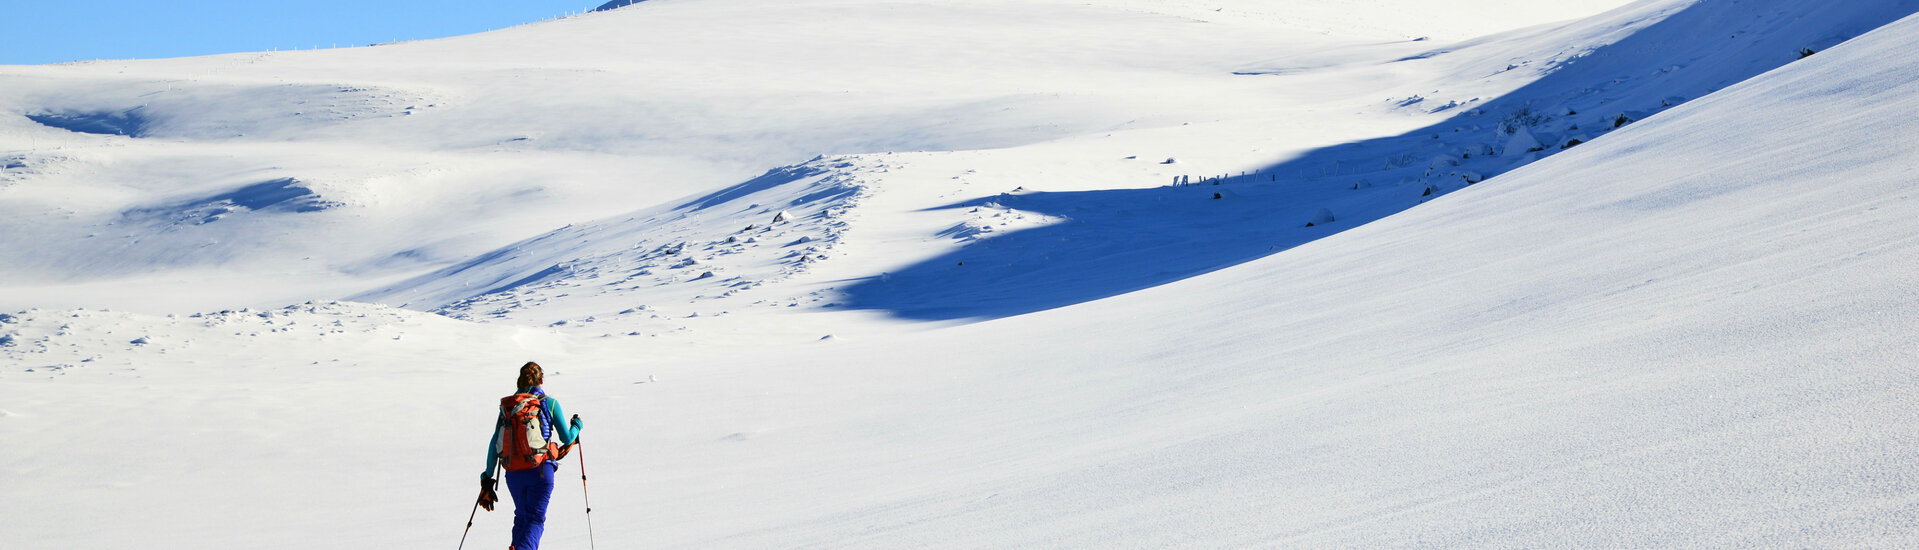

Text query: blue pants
(504, 463), (556, 550)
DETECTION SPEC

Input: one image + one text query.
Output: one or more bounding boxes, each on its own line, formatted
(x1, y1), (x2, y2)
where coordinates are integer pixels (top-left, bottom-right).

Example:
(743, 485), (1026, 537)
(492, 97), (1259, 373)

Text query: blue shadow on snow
(836, 0), (1916, 321)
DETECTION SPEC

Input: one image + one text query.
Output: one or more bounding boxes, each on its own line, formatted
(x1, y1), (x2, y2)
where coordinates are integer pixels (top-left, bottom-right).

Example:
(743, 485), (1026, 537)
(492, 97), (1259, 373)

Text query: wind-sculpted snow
(17, 82), (438, 141)
(841, 181), (1373, 319)
(0, 0), (1393, 310)
(123, 178), (340, 225)
(0, 172), (359, 286)
(0, 152), (65, 187)
(676, 11), (1919, 547)
(353, 156), (875, 327)
(835, 0), (1919, 320)
(341, 0), (1919, 324)
(1250, 0), (1919, 193)
(0, 301), (489, 377)
(10, 1), (1919, 548)
(26, 108), (153, 137)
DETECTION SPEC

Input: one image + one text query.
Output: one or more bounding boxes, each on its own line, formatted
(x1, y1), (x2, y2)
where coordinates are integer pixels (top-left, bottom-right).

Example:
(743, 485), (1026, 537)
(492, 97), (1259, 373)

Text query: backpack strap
(497, 398), (533, 437)
(530, 397), (559, 461)
(503, 398), (535, 419)
(536, 397), (551, 434)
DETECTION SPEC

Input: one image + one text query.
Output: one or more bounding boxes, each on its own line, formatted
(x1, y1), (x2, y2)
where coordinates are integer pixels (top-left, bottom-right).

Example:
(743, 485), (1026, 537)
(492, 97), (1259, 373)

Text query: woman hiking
(481, 361), (583, 550)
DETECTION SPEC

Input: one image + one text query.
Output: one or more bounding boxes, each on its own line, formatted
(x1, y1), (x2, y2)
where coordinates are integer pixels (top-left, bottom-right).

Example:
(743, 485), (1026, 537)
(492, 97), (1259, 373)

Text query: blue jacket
(485, 386), (581, 476)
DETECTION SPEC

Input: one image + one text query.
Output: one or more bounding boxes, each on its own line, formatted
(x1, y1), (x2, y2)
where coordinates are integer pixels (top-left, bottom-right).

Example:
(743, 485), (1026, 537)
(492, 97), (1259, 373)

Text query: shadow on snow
(838, 0), (1917, 321)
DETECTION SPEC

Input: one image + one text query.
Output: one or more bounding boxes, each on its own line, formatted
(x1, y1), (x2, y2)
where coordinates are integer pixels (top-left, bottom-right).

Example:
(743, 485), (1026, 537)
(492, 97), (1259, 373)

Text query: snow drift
(4, 0), (1919, 548)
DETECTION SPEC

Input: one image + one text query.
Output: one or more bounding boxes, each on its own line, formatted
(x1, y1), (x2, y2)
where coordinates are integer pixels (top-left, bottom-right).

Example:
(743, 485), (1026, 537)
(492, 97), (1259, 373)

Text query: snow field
(5, 0), (1919, 548)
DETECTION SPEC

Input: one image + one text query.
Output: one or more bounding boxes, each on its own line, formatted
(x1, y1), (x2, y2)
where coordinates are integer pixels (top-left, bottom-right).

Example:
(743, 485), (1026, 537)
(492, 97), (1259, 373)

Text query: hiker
(481, 361), (583, 550)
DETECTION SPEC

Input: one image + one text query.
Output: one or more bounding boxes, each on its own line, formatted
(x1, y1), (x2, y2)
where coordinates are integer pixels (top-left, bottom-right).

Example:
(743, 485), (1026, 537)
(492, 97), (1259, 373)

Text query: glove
(570, 414), (584, 431)
(478, 475), (499, 512)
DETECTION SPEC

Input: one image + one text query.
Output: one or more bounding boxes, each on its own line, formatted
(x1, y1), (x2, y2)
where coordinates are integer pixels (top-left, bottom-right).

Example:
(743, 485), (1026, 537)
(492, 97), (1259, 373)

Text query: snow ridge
(593, 0), (651, 12)
(354, 155), (875, 327)
(1252, 0), (1919, 206)
(9, 1), (1919, 548)
(16, 83), (438, 141)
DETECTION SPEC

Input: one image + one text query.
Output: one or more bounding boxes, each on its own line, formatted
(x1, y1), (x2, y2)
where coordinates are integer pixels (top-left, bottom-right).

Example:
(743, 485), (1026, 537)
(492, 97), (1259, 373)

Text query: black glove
(570, 414), (584, 431)
(479, 475), (499, 512)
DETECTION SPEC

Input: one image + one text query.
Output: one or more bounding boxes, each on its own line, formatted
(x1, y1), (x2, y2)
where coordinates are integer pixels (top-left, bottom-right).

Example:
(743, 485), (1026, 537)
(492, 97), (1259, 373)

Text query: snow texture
(4, 0), (1919, 548)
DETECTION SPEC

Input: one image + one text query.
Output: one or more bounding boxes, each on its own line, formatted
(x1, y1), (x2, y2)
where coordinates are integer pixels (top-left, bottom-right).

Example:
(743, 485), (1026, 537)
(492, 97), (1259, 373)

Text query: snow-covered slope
(352, 156), (880, 326)
(348, 0), (1918, 325)
(6, 0), (1919, 548)
(0, 0), (1645, 314)
(0, 0), (1318, 310)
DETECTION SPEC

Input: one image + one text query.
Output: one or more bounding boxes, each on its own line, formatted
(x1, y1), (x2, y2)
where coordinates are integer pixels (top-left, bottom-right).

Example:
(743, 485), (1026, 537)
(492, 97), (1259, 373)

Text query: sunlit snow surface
(5, 0), (1919, 548)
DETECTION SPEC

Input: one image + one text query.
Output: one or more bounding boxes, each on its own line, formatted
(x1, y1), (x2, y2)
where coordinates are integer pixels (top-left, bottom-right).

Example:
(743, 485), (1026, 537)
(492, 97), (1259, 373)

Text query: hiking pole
(461, 462), (499, 550)
(576, 415), (597, 550)
(457, 496), (481, 550)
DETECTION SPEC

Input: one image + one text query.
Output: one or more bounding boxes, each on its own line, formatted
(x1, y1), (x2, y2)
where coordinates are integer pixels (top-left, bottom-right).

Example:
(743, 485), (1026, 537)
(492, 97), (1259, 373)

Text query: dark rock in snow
(1307, 208), (1336, 227)
(593, 0), (652, 12)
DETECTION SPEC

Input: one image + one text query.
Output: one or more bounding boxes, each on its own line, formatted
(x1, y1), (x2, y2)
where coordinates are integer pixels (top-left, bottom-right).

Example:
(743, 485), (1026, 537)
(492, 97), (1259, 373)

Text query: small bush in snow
(1499, 106), (1547, 135)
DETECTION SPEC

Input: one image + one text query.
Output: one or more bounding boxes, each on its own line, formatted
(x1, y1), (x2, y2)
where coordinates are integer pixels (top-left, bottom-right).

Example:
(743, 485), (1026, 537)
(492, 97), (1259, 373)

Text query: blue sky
(2, 1), (601, 65)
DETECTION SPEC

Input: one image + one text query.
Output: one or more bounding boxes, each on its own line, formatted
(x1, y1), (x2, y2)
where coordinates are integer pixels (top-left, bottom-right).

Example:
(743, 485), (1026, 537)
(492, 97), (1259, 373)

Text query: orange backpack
(498, 393), (561, 471)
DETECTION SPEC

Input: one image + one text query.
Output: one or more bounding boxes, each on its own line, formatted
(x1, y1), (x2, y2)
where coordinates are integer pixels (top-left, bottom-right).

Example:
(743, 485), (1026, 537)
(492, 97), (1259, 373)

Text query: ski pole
(576, 415), (596, 550)
(461, 462), (499, 550)
(457, 496), (481, 550)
